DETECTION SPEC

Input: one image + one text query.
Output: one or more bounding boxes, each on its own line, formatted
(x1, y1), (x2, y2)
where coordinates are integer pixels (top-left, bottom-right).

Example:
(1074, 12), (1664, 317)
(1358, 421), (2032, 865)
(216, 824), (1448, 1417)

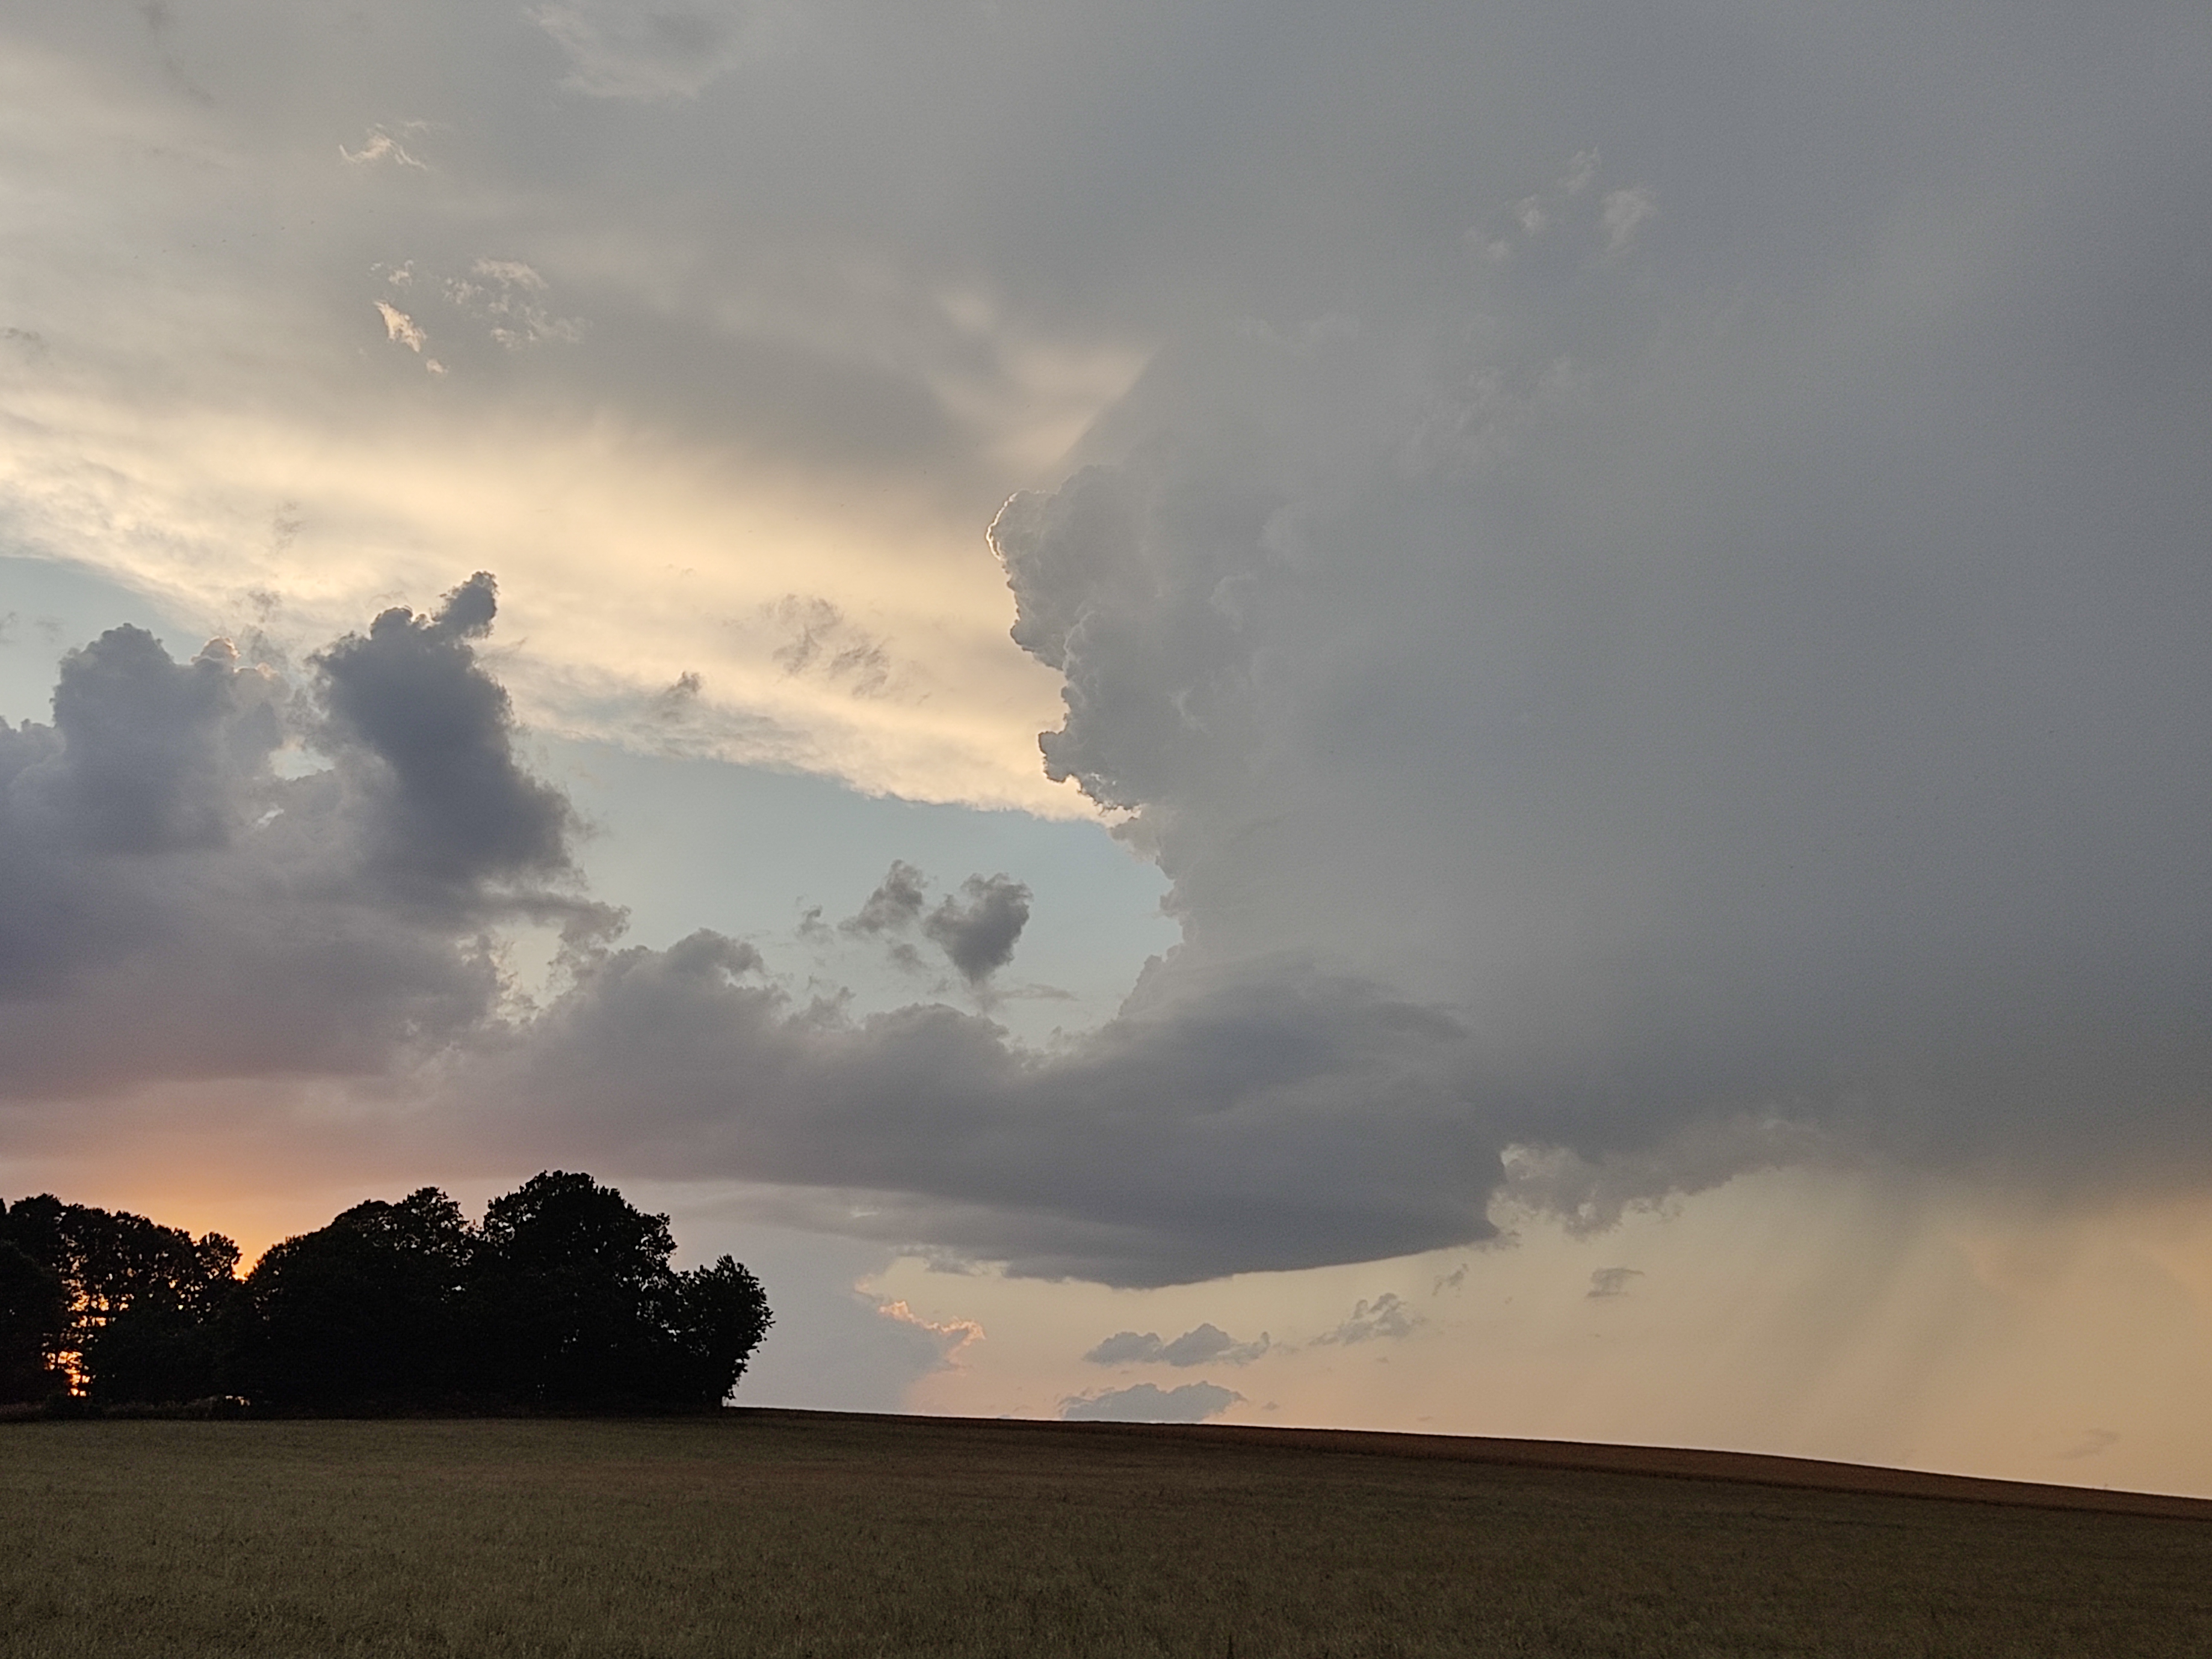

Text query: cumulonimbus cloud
(3, 0), (2208, 1295)
(984, 271), (2212, 1227)
(11, 409), (2212, 1290)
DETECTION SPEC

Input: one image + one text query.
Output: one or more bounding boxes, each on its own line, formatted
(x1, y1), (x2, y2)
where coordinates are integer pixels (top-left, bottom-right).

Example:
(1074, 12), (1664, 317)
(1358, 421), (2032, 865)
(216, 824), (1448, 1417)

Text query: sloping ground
(989, 1416), (2212, 1523)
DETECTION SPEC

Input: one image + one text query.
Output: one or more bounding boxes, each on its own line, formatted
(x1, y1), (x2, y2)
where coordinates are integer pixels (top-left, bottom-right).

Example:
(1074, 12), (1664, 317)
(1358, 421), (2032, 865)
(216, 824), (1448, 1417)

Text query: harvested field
(3, 1410), (2208, 1657)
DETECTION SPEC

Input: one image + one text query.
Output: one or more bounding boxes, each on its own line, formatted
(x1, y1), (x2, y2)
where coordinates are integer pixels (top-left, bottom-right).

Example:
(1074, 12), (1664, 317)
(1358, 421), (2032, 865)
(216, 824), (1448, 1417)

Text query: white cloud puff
(374, 301), (427, 353)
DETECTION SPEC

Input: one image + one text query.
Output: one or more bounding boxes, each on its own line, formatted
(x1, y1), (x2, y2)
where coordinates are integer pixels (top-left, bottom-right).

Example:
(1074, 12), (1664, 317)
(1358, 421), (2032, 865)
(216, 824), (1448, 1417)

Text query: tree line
(0, 1172), (770, 1414)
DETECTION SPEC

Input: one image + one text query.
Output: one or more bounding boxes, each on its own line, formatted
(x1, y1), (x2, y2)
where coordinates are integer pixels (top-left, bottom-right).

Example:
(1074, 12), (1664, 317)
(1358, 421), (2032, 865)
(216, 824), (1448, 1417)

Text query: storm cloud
(987, 224), (2212, 1211)
(10, 447), (2212, 1285)
(3, 0), (2210, 1300)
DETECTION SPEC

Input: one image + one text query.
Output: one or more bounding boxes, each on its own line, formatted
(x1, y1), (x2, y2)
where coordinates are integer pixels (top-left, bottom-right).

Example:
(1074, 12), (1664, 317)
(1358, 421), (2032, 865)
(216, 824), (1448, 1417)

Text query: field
(3, 1411), (2210, 1658)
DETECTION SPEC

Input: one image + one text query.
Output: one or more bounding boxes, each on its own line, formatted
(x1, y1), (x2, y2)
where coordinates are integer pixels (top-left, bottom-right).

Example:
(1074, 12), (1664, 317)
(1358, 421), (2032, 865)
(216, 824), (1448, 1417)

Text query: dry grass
(3, 1411), (2209, 1657)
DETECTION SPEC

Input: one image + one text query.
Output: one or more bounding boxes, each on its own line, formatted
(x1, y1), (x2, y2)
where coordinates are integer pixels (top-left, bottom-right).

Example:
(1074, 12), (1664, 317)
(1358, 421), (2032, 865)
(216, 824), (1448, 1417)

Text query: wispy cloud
(372, 301), (444, 374)
(1600, 186), (1656, 253)
(374, 300), (426, 352)
(445, 259), (585, 350)
(874, 1299), (984, 1369)
(1310, 1295), (1422, 1347)
(531, 0), (770, 100)
(340, 125), (427, 169)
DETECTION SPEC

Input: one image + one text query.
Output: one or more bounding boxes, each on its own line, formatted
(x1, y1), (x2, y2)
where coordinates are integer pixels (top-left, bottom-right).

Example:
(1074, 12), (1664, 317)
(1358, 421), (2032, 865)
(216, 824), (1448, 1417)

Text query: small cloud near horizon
(1060, 1380), (1241, 1423)
(1310, 1294), (1421, 1347)
(1083, 1322), (1270, 1368)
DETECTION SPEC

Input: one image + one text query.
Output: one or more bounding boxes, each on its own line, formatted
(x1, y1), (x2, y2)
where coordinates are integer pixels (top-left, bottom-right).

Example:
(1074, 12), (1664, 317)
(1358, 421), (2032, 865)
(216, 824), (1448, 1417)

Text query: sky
(3, 0), (2211, 1491)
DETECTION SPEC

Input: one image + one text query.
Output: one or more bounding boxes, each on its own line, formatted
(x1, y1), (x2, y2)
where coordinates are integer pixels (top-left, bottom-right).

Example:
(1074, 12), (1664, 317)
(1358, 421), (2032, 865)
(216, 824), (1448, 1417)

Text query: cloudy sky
(4, 0), (2211, 1488)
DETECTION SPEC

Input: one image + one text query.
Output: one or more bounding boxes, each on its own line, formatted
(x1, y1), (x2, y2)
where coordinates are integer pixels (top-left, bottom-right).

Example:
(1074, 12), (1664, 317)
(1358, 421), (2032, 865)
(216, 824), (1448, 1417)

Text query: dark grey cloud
(1083, 1322), (1269, 1367)
(9, 0), (2208, 519)
(648, 671), (706, 725)
(1083, 1330), (1162, 1366)
(841, 860), (928, 938)
(37, 627), (275, 856)
(0, 578), (609, 1099)
(311, 573), (578, 904)
(14, 314), (2212, 1282)
(841, 860), (928, 973)
(841, 862), (1031, 987)
(461, 942), (1495, 1285)
(922, 875), (1032, 987)
(771, 599), (892, 700)
(1586, 1269), (1641, 1300)
(2060, 1429), (2122, 1463)
(1060, 1380), (1240, 1423)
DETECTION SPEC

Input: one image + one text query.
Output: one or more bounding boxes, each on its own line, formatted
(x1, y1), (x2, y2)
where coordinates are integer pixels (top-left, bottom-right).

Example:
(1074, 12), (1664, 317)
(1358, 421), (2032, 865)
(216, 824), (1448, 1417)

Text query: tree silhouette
(474, 1172), (770, 1411)
(6, 1168), (770, 1416)
(664, 1253), (777, 1407)
(0, 1193), (237, 1402)
(229, 1188), (479, 1411)
(4, 1174), (769, 1413)
(0, 1211), (69, 1402)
